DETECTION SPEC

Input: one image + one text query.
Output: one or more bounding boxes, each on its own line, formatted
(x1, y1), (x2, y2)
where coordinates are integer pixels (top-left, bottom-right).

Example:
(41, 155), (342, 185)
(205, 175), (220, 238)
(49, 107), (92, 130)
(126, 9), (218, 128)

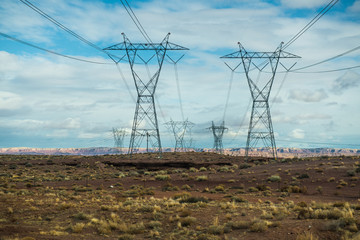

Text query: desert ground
(1, 152), (360, 240)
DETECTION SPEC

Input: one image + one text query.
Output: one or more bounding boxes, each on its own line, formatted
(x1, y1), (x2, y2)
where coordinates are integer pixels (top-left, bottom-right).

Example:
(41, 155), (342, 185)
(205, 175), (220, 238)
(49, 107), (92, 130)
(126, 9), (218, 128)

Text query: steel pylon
(165, 119), (194, 152)
(104, 33), (188, 156)
(208, 121), (228, 154)
(112, 128), (126, 153)
(221, 42), (300, 160)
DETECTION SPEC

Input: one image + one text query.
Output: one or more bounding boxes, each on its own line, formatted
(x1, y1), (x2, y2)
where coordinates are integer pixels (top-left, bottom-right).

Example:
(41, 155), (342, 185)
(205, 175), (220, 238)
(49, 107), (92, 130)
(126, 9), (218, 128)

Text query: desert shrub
(268, 175), (281, 182)
(179, 196), (209, 203)
(25, 162), (33, 167)
(181, 184), (191, 190)
(294, 186), (307, 194)
(226, 220), (252, 230)
(214, 184), (225, 192)
(218, 166), (233, 172)
(118, 234), (135, 240)
(249, 220), (268, 232)
(296, 232), (319, 240)
(347, 170), (356, 177)
(123, 186), (154, 197)
(256, 184), (270, 191)
(73, 212), (91, 220)
(179, 216), (196, 226)
(197, 234), (221, 240)
(127, 222), (145, 234)
(339, 179), (348, 186)
(181, 172), (189, 178)
(155, 174), (171, 181)
(9, 164), (17, 169)
(248, 187), (259, 192)
(316, 186), (323, 194)
(199, 167), (207, 172)
(328, 177), (336, 182)
(196, 175), (208, 181)
(173, 191), (191, 200)
(162, 182), (179, 192)
(207, 225), (225, 235)
(350, 177), (358, 181)
(179, 208), (192, 217)
(231, 196), (247, 203)
(189, 167), (198, 172)
(239, 163), (252, 169)
(260, 210), (274, 220)
(71, 222), (86, 233)
(298, 173), (309, 179)
(46, 160), (54, 165)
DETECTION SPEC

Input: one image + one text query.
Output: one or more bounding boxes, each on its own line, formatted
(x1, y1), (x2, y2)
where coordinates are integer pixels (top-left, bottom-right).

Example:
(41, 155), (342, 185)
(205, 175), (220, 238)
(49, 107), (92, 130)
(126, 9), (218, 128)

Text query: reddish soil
(0, 152), (360, 240)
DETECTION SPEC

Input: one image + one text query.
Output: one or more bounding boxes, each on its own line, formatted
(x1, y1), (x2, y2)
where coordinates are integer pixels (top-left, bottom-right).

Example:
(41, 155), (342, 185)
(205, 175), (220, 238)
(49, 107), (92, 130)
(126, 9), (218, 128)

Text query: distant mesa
(0, 147), (359, 158)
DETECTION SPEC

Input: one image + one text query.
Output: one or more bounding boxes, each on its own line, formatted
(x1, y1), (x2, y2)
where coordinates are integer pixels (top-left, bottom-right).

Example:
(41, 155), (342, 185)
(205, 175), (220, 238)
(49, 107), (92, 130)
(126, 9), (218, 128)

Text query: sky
(0, 0), (360, 149)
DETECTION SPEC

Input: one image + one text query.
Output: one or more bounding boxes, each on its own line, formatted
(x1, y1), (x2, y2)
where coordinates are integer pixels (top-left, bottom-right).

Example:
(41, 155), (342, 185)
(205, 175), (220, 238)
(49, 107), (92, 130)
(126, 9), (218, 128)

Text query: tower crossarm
(104, 42), (189, 51)
(221, 51), (300, 59)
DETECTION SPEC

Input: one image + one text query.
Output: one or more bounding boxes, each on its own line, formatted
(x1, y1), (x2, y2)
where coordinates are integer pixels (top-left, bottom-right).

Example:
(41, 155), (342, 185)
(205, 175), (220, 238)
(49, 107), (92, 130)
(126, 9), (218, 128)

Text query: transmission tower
(112, 128), (126, 153)
(104, 33), (188, 156)
(208, 121), (228, 154)
(221, 42), (300, 160)
(165, 119), (194, 152)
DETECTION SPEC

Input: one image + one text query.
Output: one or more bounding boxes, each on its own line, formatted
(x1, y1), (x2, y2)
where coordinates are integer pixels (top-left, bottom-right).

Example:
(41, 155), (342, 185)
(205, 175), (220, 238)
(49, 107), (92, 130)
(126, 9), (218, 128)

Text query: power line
(19, 0), (121, 60)
(173, 63), (185, 121)
(283, 0), (339, 49)
(0, 32), (112, 64)
(290, 65), (360, 74)
(277, 139), (360, 148)
(120, 0), (152, 43)
(291, 45), (360, 71)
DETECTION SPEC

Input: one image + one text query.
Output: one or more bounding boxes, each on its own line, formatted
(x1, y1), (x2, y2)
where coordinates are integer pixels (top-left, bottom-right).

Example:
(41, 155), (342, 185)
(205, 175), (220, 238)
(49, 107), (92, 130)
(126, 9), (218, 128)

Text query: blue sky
(0, 0), (359, 149)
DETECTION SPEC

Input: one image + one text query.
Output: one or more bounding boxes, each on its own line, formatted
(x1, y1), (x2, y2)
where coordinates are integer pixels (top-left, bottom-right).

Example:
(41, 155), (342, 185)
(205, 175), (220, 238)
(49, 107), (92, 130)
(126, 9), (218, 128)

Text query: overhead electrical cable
(283, 0), (339, 49)
(0, 32), (112, 64)
(119, 0), (152, 44)
(114, 63), (136, 102)
(277, 139), (360, 147)
(19, 0), (121, 60)
(174, 63), (185, 121)
(291, 45), (360, 71)
(291, 65), (360, 73)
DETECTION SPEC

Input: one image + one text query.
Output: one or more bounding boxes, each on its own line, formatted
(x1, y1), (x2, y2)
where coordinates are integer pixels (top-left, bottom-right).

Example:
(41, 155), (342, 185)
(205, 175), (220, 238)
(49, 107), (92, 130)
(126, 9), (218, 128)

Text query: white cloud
(348, 0), (360, 13)
(331, 71), (360, 95)
(0, 0), (359, 148)
(289, 129), (305, 139)
(0, 91), (23, 110)
(288, 89), (328, 102)
(280, 0), (328, 9)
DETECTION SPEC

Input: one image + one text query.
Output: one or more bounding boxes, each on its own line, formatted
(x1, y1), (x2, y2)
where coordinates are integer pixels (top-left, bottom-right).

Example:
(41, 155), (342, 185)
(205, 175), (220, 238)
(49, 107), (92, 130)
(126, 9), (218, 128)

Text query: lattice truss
(165, 119), (194, 152)
(208, 121), (228, 154)
(221, 42), (300, 159)
(104, 33), (188, 155)
(112, 128), (126, 152)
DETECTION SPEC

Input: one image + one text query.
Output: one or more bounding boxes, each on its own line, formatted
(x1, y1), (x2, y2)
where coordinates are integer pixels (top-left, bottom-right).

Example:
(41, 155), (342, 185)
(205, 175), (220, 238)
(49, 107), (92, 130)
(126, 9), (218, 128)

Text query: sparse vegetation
(1, 153), (360, 240)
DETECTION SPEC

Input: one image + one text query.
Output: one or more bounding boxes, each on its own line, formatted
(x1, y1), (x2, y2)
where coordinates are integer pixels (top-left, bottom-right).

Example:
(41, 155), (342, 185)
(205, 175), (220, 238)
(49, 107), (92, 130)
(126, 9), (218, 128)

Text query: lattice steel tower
(104, 33), (188, 155)
(165, 119), (194, 152)
(208, 121), (228, 154)
(112, 128), (126, 152)
(221, 42), (300, 160)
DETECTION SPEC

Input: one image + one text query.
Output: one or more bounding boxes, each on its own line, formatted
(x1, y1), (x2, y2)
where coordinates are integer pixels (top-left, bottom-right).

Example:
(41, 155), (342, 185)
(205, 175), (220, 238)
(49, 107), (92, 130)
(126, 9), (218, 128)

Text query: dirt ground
(1, 152), (360, 240)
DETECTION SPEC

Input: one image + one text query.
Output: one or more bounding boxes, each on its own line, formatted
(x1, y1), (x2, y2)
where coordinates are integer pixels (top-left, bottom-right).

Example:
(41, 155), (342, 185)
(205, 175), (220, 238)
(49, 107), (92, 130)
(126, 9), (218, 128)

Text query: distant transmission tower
(112, 128), (126, 152)
(104, 33), (188, 156)
(165, 119), (194, 152)
(208, 121), (228, 154)
(221, 42), (300, 160)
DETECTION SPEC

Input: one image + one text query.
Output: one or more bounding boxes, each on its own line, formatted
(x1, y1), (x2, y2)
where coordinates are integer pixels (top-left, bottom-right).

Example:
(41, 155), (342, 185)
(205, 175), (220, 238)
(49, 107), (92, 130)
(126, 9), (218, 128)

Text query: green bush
(268, 175), (281, 182)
